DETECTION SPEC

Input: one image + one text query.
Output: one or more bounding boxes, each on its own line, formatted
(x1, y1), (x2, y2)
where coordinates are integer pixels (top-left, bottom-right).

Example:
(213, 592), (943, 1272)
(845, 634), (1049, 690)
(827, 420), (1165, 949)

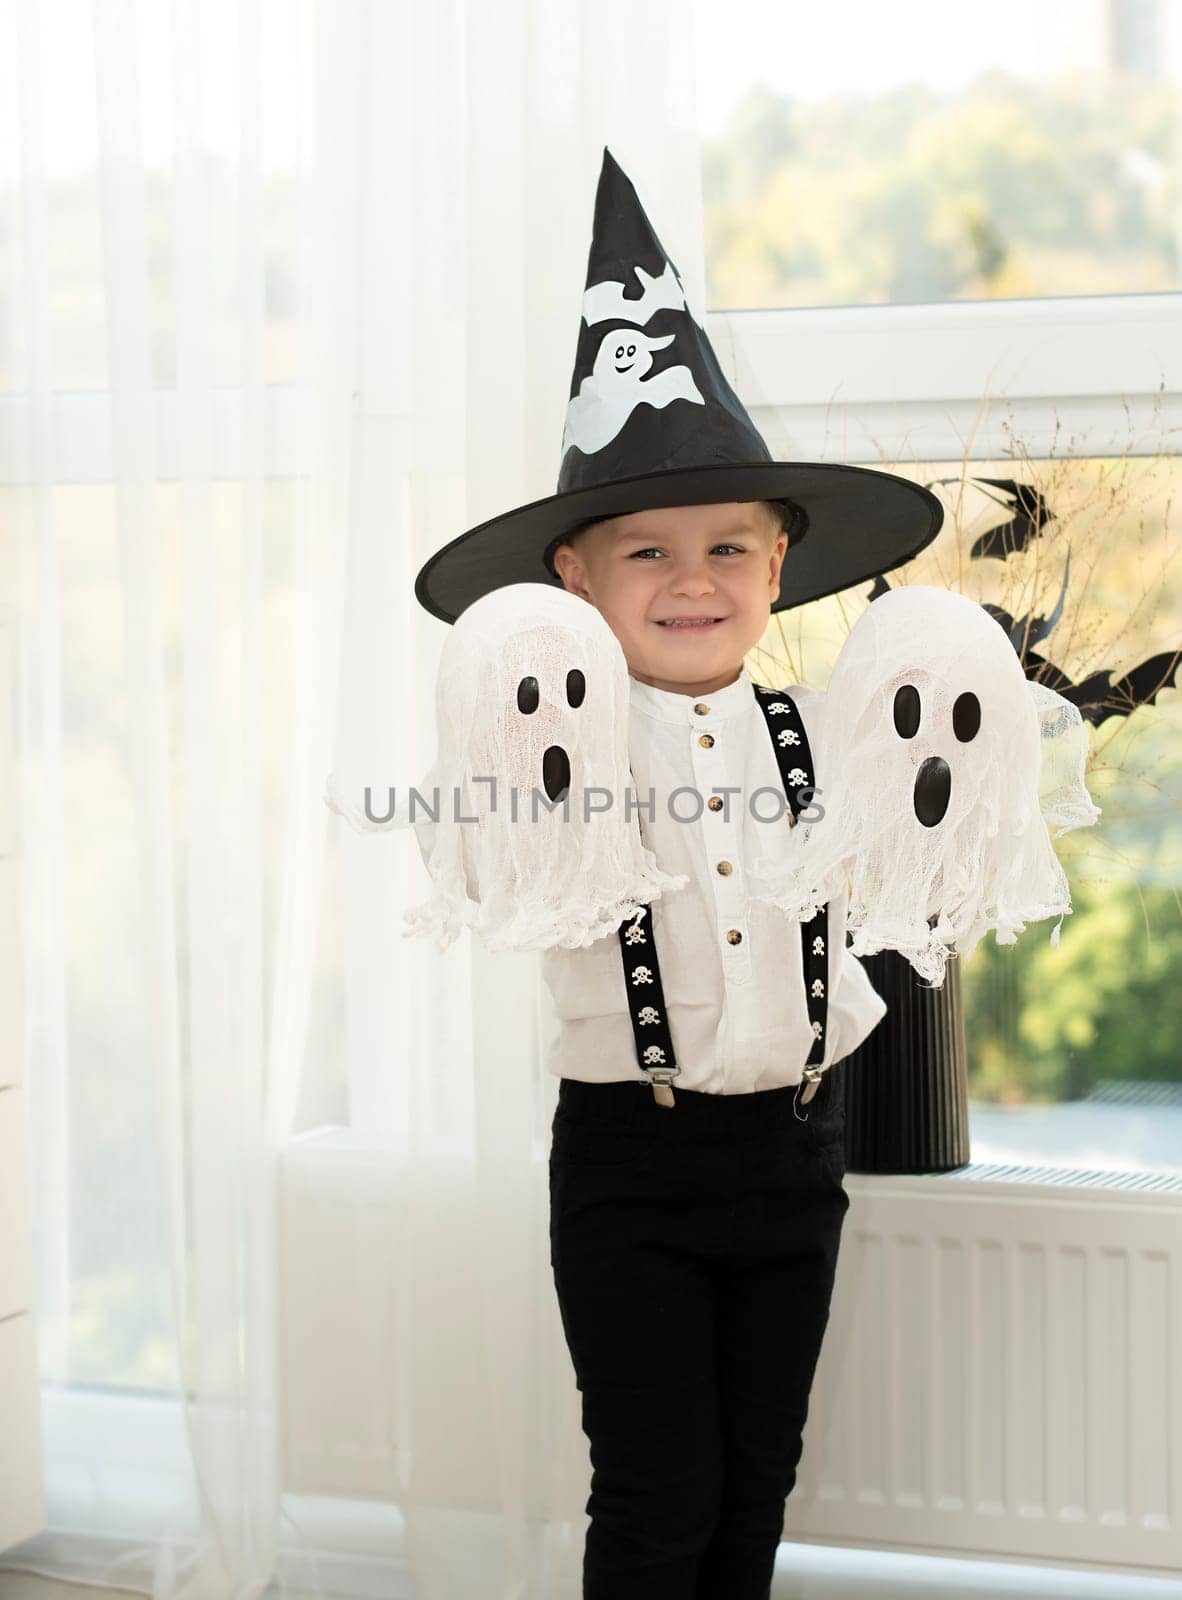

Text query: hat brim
(414, 461), (944, 625)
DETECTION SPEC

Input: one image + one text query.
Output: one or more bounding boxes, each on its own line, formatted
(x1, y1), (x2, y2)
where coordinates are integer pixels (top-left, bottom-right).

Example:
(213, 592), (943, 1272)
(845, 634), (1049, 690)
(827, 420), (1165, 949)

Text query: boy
(535, 497), (890, 1599)
(410, 150), (942, 1598)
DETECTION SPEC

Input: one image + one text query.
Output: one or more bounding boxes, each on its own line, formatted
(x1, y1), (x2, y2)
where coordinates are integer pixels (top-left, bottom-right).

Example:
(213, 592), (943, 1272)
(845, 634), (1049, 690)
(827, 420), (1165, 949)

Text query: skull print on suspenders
(616, 683), (831, 1114)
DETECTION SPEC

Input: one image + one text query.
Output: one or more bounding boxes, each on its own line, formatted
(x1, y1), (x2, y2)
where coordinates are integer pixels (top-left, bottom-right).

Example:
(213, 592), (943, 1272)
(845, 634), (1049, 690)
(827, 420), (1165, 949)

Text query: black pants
(549, 1064), (850, 1600)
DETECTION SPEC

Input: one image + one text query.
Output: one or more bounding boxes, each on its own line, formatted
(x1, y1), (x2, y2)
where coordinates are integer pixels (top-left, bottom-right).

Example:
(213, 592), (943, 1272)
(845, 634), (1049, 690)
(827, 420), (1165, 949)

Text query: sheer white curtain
(2, 1), (702, 1596)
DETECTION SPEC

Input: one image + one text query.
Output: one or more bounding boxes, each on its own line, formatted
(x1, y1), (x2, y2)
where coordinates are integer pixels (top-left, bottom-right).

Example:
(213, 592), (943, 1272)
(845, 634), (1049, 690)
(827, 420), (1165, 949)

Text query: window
(698, 3), (1182, 1174)
(696, 0), (1181, 311)
(752, 445), (1182, 1174)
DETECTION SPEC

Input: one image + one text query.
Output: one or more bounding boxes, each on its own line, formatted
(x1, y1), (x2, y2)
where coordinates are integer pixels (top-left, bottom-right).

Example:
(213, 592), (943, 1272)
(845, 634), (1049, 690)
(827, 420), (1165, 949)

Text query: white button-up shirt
(539, 664), (888, 1094)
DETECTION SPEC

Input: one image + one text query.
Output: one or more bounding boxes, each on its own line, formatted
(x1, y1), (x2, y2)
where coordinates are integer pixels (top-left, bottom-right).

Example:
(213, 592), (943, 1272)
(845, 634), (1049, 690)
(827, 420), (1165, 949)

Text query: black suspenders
(616, 684), (830, 1110)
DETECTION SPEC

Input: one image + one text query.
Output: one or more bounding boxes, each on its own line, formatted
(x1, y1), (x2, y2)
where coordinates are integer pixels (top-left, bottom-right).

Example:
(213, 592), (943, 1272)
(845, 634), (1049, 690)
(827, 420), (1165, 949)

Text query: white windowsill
(4, 1395), (1180, 1600)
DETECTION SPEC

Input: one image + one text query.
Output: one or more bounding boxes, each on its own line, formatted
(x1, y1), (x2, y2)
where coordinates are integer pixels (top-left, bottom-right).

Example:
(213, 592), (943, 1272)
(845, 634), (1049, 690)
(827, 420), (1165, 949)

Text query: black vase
(839, 945), (971, 1174)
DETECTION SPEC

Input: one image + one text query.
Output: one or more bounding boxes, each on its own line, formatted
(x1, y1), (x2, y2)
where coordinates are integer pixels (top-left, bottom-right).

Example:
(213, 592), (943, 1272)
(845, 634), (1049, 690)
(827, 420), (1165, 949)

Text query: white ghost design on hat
(561, 298), (704, 457)
(751, 585), (1101, 985)
(326, 583), (687, 952)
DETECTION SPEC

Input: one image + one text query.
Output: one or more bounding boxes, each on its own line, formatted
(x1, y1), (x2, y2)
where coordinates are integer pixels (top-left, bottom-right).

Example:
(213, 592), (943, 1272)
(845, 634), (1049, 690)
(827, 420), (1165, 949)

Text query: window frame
(2, 293), (1178, 486)
(706, 291), (1182, 464)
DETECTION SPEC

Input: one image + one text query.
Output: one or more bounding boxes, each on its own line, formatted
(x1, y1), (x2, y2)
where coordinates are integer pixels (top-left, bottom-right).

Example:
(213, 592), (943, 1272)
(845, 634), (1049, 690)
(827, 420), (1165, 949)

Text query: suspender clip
(794, 1065), (825, 1119)
(646, 1069), (679, 1109)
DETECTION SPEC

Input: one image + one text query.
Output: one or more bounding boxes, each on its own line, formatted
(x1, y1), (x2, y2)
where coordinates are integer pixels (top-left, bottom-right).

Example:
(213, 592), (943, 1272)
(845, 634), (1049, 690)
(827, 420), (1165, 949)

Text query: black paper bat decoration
(926, 475), (1057, 561)
(1011, 641), (1181, 727)
(979, 549), (1072, 657)
(975, 587), (1180, 728)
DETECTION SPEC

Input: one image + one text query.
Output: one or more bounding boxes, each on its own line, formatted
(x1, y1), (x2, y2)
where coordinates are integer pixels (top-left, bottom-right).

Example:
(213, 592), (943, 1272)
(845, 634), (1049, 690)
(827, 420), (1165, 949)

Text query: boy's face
(550, 501), (788, 696)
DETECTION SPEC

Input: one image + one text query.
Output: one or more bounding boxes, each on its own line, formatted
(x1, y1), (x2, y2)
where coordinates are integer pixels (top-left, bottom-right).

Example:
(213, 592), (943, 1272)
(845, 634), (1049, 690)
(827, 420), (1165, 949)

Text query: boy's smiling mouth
(654, 616), (726, 631)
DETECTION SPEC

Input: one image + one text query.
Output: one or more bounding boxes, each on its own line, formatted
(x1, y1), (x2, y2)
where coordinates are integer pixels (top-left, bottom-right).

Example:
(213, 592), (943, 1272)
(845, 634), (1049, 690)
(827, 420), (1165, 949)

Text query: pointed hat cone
(415, 147), (942, 625)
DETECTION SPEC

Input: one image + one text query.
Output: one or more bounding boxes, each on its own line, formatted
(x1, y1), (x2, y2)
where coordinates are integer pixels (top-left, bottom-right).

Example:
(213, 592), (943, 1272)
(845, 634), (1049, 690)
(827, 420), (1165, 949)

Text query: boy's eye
(629, 544), (745, 559)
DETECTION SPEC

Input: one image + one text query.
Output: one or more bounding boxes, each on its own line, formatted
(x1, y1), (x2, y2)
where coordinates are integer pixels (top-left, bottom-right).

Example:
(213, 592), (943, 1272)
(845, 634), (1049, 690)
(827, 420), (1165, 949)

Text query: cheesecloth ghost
(751, 585), (1101, 986)
(325, 582), (687, 952)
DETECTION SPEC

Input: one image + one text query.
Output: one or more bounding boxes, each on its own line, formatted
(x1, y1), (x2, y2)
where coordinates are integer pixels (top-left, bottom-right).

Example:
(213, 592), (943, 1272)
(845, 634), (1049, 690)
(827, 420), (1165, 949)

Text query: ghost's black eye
(517, 675), (540, 714)
(566, 668), (586, 708)
(893, 683), (921, 739)
(615, 344), (625, 359)
(626, 344), (636, 357)
(953, 691), (981, 742)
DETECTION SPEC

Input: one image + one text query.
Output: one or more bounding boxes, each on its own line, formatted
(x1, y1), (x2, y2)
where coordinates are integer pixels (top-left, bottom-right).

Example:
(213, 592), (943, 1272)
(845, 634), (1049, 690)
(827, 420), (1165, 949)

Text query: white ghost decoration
(325, 582), (687, 953)
(561, 325), (704, 455)
(751, 585), (1101, 986)
(560, 258), (706, 457)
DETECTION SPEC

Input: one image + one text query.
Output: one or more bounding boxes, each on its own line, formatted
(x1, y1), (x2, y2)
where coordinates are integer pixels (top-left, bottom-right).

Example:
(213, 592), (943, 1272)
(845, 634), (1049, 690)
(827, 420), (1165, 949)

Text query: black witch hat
(415, 146), (943, 626)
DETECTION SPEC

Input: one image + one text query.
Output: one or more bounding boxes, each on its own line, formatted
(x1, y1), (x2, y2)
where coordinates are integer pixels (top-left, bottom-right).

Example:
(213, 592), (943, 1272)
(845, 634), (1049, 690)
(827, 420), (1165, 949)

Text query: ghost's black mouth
(542, 746), (571, 803)
(914, 755), (951, 827)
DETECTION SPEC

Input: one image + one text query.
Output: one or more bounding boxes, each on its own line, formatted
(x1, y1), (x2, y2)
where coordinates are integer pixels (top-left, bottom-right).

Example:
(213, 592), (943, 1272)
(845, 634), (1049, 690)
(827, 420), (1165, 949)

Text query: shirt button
(716, 860), (733, 876)
(725, 929), (743, 945)
(698, 733), (715, 749)
(693, 702), (710, 716)
(707, 796), (724, 812)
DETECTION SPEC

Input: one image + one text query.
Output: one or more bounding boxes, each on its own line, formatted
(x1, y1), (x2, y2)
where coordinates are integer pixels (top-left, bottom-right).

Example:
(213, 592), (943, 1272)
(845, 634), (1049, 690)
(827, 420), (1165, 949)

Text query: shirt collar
(629, 664), (756, 725)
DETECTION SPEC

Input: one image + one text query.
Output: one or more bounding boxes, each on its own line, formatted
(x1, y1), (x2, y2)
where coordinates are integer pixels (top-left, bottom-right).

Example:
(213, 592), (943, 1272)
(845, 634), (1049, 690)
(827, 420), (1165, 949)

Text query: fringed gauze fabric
(327, 583), (688, 951)
(752, 585), (1100, 986)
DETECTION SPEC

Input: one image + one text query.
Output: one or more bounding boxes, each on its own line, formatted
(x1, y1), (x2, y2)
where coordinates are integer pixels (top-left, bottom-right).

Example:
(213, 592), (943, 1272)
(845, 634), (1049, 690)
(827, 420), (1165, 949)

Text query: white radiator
(788, 1166), (1182, 1578)
(278, 1137), (1182, 1580)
